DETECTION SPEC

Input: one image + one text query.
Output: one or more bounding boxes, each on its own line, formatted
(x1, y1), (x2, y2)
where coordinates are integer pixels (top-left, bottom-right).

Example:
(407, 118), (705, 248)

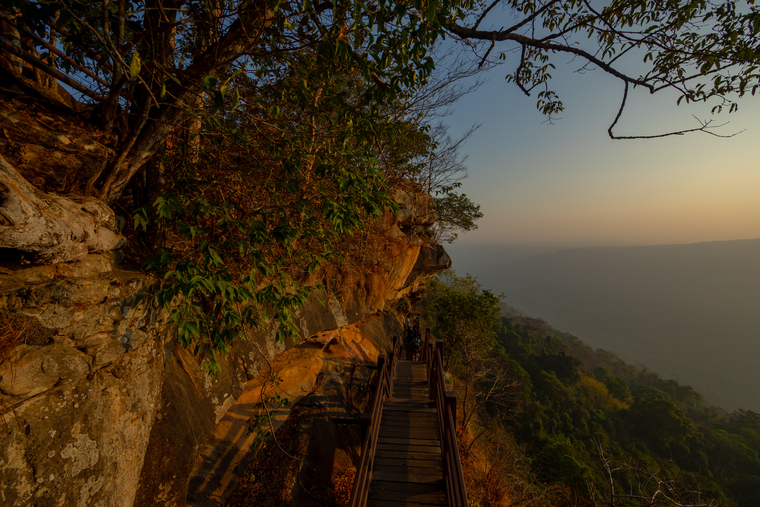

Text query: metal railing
(348, 335), (401, 507)
(422, 329), (469, 507)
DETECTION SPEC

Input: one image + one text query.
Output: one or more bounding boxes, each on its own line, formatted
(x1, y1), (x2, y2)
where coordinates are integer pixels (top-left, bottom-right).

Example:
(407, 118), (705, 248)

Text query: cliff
(0, 97), (451, 506)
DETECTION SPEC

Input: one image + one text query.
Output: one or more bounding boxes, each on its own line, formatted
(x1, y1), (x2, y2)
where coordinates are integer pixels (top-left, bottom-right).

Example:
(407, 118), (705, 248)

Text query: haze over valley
(447, 238), (760, 412)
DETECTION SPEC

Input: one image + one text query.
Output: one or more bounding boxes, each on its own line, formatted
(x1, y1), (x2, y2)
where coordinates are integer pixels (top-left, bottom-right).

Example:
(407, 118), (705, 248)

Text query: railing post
(387, 351), (394, 398)
(445, 391), (457, 430)
(445, 391), (457, 419)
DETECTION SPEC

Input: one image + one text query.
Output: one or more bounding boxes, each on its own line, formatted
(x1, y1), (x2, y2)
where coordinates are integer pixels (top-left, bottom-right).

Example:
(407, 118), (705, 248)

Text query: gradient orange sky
(445, 64), (760, 248)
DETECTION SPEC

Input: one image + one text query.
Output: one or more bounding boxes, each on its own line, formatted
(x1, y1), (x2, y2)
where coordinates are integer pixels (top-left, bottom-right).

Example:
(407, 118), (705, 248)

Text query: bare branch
(473, 0), (501, 31)
(608, 82), (744, 140)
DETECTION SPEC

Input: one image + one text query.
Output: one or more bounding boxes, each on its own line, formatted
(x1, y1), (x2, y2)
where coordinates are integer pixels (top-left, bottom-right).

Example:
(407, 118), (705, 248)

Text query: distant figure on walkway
(405, 314), (421, 361)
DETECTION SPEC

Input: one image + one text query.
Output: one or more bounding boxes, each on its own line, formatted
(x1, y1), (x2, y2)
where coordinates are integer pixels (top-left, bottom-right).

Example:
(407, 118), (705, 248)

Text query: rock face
(0, 253), (169, 507)
(188, 315), (401, 506)
(0, 100), (110, 192)
(1, 155), (126, 264)
(0, 182), (450, 506)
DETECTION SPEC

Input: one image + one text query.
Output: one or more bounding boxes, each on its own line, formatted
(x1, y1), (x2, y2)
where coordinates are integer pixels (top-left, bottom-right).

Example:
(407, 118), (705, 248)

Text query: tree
(3, 0), (758, 370)
(627, 394), (695, 455)
(2, 0), (471, 370)
(446, 0), (760, 138)
(432, 190), (483, 243)
(424, 271), (521, 450)
(4, 0), (470, 202)
(426, 270), (503, 365)
(595, 442), (719, 507)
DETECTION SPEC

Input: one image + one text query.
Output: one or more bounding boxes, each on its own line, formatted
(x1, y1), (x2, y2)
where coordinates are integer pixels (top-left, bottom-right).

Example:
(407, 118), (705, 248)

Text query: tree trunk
(96, 6), (274, 205)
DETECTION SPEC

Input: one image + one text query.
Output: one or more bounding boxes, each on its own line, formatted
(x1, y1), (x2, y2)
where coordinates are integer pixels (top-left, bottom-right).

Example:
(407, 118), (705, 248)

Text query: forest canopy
(424, 270), (760, 507)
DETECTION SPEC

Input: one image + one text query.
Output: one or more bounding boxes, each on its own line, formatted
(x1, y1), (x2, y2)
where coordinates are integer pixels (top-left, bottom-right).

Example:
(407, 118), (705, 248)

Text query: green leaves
(129, 50), (141, 79)
(426, 270), (504, 365)
(433, 192), (483, 244)
(112, 0), (475, 376)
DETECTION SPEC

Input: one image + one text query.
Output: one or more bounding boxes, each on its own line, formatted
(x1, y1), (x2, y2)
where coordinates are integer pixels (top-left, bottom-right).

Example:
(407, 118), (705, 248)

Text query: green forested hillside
(425, 272), (760, 507)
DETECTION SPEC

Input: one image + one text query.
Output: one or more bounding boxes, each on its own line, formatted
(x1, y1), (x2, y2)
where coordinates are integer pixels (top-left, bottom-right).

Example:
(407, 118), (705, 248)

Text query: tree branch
(607, 82), (743, 140)
(448, 22), (653, 91)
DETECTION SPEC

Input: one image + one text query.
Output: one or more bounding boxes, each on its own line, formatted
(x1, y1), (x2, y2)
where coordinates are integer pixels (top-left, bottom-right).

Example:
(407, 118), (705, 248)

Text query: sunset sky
(443, 56), (760, 249)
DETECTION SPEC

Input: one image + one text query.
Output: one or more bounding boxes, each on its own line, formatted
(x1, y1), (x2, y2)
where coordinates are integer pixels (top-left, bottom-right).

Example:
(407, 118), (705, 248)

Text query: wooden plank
(377, 431), (441, 445)
(381, 420), (437, 428)
(389, 394), (430, 400)
(368, 499), (445, 507)
(374, 456), (443, 468)
(370, 480), (444, 494)
(372, 472), (444, 484)
(376, 443), (442, 453)
(374, 450), (441, 461)
(368, 488), (447, 504)
(373, 469), (444, 482)
(383, 409), (438, 422)
(382, 410), (437, 416)
(381, 414), (438, 423)
(379, 424), (436, 431)
(381, 414), (438, 422)
(383, 405), (436, 413)
(378, 436), (441, 446)
(379, 428), (440, 439)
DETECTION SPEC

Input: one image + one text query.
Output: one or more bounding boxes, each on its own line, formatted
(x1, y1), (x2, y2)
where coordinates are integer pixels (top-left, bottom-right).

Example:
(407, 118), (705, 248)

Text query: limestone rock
(0, 155), (125, 264)
(0, 256), (169, 507)
(0, 178), (449, 507)
(394, 185), (437, 229)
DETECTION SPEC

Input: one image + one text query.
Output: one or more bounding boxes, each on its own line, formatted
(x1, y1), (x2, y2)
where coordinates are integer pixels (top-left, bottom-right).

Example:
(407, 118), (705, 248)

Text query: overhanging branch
(607, 82), (743, 140)
(447, 22), (654, 92)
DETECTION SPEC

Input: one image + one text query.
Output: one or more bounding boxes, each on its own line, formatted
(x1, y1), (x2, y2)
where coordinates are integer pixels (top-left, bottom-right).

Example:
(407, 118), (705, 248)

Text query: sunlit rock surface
(0, 195), (449, 507)
(0, 253), (169, 507)
(186, 315), (401, 506)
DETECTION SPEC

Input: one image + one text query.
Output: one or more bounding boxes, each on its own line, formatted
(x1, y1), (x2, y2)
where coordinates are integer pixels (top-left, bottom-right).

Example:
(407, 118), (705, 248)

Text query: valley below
(447, 238), (760, 412)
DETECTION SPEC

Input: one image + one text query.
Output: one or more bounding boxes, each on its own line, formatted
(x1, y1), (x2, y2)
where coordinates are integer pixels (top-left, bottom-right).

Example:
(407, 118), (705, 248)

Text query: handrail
(348, 335), (401, 507)
(349, 330), (468, 507)
(422, 329), (469, 507)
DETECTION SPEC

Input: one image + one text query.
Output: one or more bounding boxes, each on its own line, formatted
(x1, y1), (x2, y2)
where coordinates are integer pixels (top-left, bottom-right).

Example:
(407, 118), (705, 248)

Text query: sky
(441, 52), (760, 250)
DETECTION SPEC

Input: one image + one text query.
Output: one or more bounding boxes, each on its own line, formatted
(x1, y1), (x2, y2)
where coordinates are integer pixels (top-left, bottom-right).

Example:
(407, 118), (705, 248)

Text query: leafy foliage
(8, 0), (758, 369)
(449, 0), (760, 136)
(426, 273), (760, 506)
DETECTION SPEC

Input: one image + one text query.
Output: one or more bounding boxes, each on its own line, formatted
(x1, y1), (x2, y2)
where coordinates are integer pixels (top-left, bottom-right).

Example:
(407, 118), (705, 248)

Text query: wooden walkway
(367, 361), (447, 506)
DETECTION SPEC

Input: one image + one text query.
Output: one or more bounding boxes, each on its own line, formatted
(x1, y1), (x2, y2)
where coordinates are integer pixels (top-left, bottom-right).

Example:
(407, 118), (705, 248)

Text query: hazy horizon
(446, 236), (760, 264)
(444, 237), (760, 412)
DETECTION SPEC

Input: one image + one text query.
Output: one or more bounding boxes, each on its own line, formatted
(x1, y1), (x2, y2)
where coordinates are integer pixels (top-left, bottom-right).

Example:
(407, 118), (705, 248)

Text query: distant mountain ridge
(457, 238), (760, 411)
